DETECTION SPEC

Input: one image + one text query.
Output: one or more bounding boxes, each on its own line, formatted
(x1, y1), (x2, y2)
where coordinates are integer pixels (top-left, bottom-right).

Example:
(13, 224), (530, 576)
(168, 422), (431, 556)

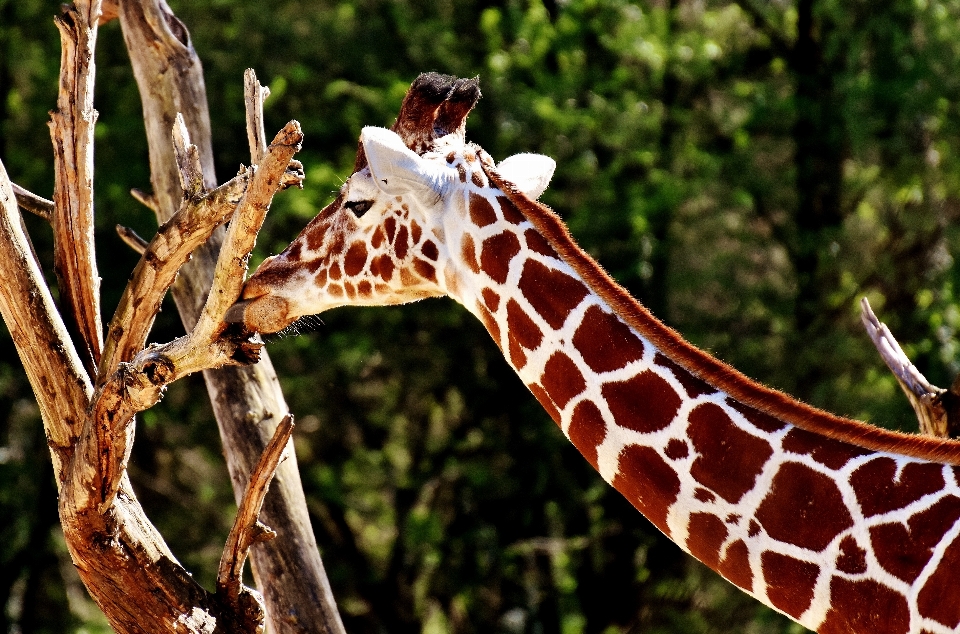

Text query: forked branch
(89, 118), (303, 510)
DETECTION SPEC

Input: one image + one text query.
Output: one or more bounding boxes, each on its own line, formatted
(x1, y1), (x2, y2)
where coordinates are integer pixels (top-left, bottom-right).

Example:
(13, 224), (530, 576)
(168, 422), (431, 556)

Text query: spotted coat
(232, 73), (960, 634)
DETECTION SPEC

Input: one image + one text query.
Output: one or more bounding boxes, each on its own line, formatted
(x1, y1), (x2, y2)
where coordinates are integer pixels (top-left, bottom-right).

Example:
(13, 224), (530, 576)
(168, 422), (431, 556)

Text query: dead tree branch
(12, 183), (55, 222)
(119, 2), (346, 630)
(90, 120), (301, 512)
(1, 0), (343, 630)
(50, 0), (104, 373)
(116, 224), (148, 254)
(217, 415), (295, 612)
(861, 297), (960, 438)
(0, 161), (91, 475)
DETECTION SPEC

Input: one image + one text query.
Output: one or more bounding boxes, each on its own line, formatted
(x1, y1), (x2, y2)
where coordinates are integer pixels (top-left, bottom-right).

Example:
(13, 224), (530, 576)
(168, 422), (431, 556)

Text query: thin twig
(243, 69), (304, 192)
(217, 414), (295, 604)
(130, 188), (158, 213)
(115, 225), (148, 254)
(12, 184), (55, 222)
(860, 297), (953, 437)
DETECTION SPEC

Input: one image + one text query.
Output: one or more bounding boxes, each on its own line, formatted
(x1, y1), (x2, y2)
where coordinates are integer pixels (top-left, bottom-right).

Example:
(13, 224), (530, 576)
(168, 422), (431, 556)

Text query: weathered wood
(861, 297), (960, 438)
(2, 142), (234, 634)
(49, 1), (104, 374)
(118, 1), (346, 632)
(218, 415), (295, 613)
(11, 183), (55, 222)
(0, 160), (88, 479)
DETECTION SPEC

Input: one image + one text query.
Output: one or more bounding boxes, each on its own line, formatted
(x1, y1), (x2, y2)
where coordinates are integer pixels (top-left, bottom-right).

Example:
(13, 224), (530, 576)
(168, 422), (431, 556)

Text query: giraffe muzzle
(224, 294), (295, 335)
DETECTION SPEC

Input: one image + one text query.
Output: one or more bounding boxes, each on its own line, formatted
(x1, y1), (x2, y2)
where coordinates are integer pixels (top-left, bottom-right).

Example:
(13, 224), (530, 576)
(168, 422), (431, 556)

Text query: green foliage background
(4, 0), (960, 632)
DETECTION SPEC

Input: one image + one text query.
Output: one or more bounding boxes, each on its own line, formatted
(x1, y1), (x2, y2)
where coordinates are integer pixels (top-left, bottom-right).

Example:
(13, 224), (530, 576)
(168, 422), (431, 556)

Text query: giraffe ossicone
(232, 73), (960, 634)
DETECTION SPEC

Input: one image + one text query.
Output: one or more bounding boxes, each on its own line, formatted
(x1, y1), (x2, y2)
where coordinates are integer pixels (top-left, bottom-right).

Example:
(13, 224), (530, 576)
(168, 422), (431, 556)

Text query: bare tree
(0, 1), (345, 631)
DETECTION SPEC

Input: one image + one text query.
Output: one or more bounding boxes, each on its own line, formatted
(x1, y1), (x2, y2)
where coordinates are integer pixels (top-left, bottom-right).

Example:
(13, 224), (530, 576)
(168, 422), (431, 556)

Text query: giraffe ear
(361, 126), (456, 198)
(496, 153), (556, 200)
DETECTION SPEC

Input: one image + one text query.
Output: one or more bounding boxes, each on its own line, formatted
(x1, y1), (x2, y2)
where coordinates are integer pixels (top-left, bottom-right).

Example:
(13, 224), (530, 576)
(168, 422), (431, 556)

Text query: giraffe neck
(442, 165), (960, 634)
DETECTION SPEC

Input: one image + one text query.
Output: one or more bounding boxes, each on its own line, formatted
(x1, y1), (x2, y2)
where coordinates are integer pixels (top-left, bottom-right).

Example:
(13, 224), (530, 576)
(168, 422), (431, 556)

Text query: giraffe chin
(224, 295), (295, 335)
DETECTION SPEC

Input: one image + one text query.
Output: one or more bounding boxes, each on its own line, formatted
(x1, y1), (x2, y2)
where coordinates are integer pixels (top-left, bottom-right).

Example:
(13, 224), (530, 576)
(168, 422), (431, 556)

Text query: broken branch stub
(861, 297), (960, 438)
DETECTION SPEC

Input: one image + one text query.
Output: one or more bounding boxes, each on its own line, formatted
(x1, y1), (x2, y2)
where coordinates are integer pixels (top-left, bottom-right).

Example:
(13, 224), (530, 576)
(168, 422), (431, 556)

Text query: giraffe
(228, 73), (960, 634)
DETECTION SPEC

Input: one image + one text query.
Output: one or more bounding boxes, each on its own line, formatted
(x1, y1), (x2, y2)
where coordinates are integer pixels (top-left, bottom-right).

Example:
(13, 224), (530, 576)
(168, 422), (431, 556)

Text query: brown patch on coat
(395, 225), (409, 260)
(568, 400), (606, 470)
(664, 439), (689, 460)
(524, 228), (555, 256)
(687, 513), (728, 569)
(761, 551), (820, 619)
(506, 299), (543, 351)
(540, 351), (586, 409)
(480, 232), (521, 284)
(413, 259), (437, 282)
(835, 536), (867, 574)
(718, 540), (753, 592)
(613, 444), (681, 536)
(517, 260), (589, 329)
(528, 383), (559, 423)
(819, 578), (910, 634)
(462, 234), (479, 273)
(918, 530), (960, 627)
(421, 240), (439, 261)
(379, 257), (395, 282)
(501, 196), (526, 224)
(851, 457), (945, 517)
(869, 495), (960, 583)
(755, 462), (853, 551)
(344, 242), (368, 277)
(782, 427), (872, 470)
(469, 192), (497, 227)
(688, 402), (772, 504)
(384, 216), (397, 243)
(372, 226), (385, 249)
(481, 288), (500, 312)
(572, 306), (645, 373)
(602, 371), (681, 434)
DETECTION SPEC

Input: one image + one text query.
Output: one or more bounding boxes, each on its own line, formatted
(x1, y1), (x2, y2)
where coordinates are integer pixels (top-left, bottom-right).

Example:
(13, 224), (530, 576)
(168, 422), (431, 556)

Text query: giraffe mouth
(224, 294), (295, 335)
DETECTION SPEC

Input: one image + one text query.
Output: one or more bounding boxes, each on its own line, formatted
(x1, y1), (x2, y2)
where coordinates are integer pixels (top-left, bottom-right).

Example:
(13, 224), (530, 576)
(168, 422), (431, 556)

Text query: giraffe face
(232, 125), (555, 334)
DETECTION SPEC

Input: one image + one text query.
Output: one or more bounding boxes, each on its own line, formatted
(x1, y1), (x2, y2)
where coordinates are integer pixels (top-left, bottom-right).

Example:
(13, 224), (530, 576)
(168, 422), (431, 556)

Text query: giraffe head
(231, 73), (555, 334)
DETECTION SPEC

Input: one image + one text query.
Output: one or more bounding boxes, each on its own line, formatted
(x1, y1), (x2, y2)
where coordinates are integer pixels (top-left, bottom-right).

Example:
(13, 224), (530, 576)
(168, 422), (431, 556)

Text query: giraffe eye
(345, 200), (374, 217)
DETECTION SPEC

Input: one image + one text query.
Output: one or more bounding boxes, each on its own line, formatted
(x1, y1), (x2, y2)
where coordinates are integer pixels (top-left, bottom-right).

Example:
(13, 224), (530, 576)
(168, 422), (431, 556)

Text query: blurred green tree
(4, 0), (960, 632)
